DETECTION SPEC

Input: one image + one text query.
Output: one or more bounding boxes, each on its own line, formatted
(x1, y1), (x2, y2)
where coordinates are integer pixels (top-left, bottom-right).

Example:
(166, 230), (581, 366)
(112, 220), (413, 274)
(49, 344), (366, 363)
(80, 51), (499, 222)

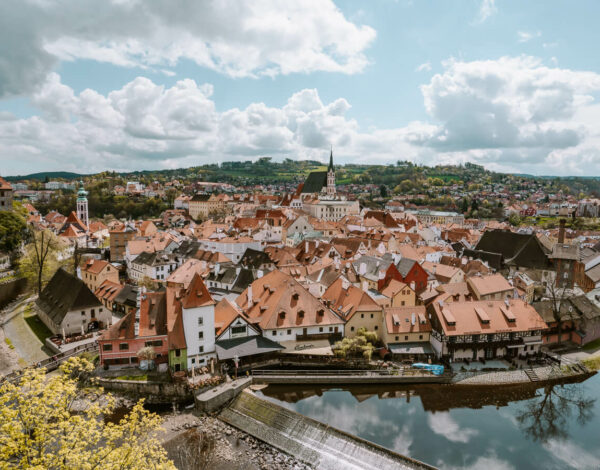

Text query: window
(231, 325), (246, 336)
(370, 313), (374, 319)
(419, 335), (423, 340)
(198, 317), (204, 326)
(175, 349), (181, 357)
(198, 331), (204, 340)
(374, 326), (378, 330)
(404, 335), (408, 340)
(145, 340), (162, 347)
(81, 311), (86, 317)
(199, 346), (204, 353)
(91, 309), (95, 315)
(99, 308), (103, 313)
(287, 329), (291, 335)
(329, 327), (333, 332)
(395, 336), (399, 341)
(361, 313), (364, 318)
(319, 327), (323, 332)
(272, 331), (276, 336)
(119, 343), (129, 351)
(103, 344), (112, 351)
(350, 326), (355, 332)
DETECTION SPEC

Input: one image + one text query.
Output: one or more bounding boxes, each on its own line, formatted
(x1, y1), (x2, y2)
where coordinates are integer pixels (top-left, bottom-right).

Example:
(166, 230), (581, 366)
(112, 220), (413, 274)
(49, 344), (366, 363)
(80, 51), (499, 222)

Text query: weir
(219, 390), (436, 470)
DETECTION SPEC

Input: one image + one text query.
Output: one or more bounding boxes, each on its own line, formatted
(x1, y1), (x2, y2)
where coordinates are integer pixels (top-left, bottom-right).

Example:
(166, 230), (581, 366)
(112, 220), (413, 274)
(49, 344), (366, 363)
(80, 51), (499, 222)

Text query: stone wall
(0, 278), (27, 309)
(195, 377), (252, 413)
(97, 378), (193, 404)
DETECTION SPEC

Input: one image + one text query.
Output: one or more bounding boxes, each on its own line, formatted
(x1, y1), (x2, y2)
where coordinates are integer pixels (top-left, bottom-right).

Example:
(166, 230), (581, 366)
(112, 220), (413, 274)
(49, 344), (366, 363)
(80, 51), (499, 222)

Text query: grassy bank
(23, 303), (53, 344)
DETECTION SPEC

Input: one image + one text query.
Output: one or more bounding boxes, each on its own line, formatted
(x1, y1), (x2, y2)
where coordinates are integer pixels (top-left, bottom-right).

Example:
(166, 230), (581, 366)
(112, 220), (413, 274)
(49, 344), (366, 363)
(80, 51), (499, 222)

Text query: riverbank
(160, 411), (312, 470)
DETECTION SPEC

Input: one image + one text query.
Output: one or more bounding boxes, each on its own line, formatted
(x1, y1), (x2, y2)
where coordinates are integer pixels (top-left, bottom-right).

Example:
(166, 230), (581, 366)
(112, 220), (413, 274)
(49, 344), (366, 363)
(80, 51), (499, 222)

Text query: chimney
(305, 241), (309, 252)
(410, 281), (415, 291)
(247, 285), (253, 305)
(411, 313), (416, 325)
(360, 262), (366, 275)
(558, 218), (566, 244)
(214, 262), (220, 276)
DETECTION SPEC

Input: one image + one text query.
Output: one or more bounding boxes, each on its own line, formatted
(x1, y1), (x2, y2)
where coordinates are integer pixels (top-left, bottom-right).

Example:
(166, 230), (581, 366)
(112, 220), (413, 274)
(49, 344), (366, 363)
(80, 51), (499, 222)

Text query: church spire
(326, 147), (336, 196)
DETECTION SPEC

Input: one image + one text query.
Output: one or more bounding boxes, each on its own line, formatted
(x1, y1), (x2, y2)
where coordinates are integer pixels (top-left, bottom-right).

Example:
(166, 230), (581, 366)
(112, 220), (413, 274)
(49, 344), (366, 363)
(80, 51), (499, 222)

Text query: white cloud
(441, 453), (515, 470)
(427, 412), (478, 443)
(0, 0), (376, 98)
(542, 440), (600, 470)
(517, 30), (542, 43)
(4, 55), (600, 176)
(392, 425), (413, 456)
(416, 62), (432, 72)
(418, 56), (600, 156)
(475, 0), (497, 24)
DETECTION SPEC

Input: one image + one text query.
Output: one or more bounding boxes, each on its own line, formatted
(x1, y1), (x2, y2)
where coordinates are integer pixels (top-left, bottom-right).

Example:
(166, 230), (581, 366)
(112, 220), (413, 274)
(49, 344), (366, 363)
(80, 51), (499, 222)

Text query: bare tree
(170, 429), (216, 470)
(546, 281), (577, 345)
(516, 382), (595, 442)
(19, 229), (61, 295)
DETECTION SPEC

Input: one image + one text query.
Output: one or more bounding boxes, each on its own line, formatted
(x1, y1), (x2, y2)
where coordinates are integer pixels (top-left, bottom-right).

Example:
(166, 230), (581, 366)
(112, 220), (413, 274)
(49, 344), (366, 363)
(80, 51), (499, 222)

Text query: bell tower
(76, 180), (89, 230)
(326, 148), (336, 196)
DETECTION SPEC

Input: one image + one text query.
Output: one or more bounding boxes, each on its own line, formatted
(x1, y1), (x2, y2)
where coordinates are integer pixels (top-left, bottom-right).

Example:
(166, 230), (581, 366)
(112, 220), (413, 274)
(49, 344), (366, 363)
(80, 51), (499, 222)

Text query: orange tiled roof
(236, 270), (343, 330)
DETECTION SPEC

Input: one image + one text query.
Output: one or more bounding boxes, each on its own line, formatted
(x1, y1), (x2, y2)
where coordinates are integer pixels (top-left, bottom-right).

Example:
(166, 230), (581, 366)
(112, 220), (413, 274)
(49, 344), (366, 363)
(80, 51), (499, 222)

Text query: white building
(181, 275), (217, 368)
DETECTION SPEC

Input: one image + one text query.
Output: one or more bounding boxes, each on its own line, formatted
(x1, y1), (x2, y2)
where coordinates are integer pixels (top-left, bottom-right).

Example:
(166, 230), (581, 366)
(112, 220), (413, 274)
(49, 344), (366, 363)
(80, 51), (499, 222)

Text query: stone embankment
(452, 362), (593, 385)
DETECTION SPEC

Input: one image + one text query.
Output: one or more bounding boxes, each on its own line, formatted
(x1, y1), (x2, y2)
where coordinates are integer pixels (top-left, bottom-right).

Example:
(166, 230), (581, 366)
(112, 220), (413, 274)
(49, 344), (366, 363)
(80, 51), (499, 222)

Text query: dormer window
(292, 293), (299, 300)
(298, 310), (305, 318)
(279, 311), (286, 319)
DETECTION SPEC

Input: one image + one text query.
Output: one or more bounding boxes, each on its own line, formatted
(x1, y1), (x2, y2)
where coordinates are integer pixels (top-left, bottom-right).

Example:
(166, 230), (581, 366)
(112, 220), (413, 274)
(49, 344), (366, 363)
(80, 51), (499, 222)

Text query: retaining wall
(0, 278), (27, 309)
(97, 378), (193, 403)
(195, 377), (252, 412)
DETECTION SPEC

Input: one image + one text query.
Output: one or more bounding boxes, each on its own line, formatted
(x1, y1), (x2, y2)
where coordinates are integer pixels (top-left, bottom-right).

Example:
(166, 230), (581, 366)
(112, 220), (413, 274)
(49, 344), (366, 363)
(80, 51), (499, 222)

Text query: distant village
(1, 152), (600, 380)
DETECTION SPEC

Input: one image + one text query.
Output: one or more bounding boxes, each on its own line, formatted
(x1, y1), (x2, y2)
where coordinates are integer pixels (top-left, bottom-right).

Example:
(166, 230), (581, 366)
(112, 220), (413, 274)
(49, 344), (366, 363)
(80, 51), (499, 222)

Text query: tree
(546, 282), (576, 345)
(0, 210), (27, 253)
(333, 328), (378, 359)
(18, 230), (62, 295)
(0, 357), (175, 469)
(379, 185), (388, 198)
(508, 213), (521, 226)
(516, 382), (594, 443)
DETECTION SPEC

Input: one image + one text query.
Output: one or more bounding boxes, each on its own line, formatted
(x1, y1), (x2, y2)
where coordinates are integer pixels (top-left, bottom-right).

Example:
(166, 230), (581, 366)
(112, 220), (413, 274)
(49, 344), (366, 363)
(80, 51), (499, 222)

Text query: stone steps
(524, 367), (540, 382)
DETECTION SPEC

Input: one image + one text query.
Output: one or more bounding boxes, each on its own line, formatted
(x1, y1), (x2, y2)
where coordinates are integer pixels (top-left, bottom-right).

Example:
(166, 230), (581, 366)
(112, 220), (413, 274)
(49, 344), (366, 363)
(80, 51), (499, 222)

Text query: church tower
(76, 180), (89, 230)
(326, 148), (336, 196)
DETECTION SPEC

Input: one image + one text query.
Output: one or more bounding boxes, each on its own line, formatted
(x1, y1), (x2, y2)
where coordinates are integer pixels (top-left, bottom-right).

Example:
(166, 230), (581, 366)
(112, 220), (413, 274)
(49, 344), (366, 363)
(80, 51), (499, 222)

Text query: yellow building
(378, 279), (416, 308)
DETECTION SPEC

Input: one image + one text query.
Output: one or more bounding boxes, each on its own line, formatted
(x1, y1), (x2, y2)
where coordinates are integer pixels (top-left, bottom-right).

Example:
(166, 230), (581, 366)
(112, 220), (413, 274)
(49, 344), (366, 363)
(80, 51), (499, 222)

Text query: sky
(1, 0), (600, 176)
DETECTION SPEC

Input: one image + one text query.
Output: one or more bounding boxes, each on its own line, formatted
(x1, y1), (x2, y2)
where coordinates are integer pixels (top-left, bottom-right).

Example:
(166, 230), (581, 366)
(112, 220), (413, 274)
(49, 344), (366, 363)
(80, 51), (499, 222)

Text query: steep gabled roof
(301, 171), (327, 193)
(37, 268), (101, 325)
(181, 273), (215, 309)
(475, 229), (550, 269)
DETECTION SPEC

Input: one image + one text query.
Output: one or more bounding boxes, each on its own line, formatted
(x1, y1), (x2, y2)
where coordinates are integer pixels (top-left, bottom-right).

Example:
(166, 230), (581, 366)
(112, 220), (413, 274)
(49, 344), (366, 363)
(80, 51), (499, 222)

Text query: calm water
(259, 373), (600, 470)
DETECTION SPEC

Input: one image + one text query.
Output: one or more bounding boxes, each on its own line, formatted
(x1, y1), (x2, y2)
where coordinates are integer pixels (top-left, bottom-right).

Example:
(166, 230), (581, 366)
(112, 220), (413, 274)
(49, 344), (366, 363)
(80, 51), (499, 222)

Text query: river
(258, 373), (600, 470)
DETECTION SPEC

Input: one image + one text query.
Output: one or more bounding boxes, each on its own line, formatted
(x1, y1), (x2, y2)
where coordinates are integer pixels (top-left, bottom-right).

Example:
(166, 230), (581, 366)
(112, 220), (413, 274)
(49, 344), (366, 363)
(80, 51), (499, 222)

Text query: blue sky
(1, 0), (600, 176)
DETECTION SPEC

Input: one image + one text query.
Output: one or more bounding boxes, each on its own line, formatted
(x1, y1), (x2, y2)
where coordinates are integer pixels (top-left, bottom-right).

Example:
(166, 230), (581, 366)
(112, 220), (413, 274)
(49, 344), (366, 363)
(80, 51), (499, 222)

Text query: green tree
(0, 210), (27, 253)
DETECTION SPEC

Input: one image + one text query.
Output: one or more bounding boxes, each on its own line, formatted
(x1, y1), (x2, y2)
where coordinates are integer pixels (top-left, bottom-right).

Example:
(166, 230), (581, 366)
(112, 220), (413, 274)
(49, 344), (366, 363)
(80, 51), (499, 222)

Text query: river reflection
(258, 374), (600, 470)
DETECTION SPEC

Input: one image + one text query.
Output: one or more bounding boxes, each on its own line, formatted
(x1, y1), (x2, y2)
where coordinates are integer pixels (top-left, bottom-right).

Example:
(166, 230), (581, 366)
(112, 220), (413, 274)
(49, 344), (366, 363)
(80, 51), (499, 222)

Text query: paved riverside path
(1, 298), (50, 365)
(250, 368), (451, 385)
